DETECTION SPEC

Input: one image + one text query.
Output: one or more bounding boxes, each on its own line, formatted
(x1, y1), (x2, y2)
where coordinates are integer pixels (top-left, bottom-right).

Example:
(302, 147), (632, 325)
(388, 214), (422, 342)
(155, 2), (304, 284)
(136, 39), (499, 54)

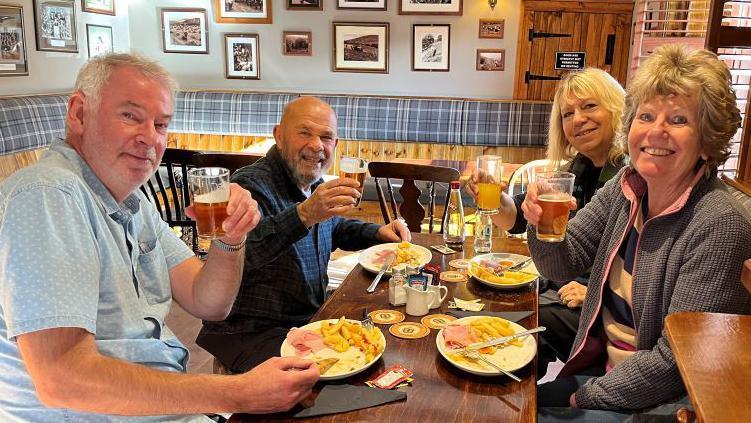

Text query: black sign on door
(554, 52), (586, 70)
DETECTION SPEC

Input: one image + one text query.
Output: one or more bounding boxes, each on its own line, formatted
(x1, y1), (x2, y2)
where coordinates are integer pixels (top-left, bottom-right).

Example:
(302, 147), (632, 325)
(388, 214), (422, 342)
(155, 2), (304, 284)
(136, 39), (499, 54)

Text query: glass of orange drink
(476, 155), (504, 212)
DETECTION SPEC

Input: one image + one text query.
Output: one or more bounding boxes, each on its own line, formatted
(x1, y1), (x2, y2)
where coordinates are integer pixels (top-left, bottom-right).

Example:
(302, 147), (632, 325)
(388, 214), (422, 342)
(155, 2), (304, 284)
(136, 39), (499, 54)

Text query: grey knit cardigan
(529, 166), (751, 411)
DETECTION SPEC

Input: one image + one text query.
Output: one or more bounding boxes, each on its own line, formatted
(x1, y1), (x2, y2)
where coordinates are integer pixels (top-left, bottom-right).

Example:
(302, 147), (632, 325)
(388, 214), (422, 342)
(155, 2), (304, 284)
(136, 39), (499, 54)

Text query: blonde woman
(526, 45), (750, 418)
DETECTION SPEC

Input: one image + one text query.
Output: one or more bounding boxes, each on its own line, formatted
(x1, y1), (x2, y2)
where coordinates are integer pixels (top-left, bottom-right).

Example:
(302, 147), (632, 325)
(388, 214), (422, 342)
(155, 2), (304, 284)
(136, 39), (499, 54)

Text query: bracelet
(212, 236), (246, 252)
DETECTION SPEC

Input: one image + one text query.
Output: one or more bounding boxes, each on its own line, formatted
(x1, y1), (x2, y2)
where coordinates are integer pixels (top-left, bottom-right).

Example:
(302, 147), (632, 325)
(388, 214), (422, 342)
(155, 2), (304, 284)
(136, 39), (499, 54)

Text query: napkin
(293, 384), (407, 418)
(446, 310), (534, 323)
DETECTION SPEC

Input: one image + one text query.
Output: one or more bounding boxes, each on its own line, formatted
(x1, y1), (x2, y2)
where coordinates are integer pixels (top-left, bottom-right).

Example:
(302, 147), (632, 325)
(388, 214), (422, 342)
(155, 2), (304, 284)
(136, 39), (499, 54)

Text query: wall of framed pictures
(3, 0), (520, 99)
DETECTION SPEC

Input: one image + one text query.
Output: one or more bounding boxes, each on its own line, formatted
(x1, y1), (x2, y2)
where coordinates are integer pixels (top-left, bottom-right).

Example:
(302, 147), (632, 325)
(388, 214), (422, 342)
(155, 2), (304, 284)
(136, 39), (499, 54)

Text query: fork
(459, 349), (521, 382)
(361, 307), (374, 330)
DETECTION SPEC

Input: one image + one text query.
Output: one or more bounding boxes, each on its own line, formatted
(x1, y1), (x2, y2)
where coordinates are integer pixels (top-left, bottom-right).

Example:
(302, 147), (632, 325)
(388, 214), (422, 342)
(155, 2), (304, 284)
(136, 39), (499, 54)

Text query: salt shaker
(389, 265), (407, 306)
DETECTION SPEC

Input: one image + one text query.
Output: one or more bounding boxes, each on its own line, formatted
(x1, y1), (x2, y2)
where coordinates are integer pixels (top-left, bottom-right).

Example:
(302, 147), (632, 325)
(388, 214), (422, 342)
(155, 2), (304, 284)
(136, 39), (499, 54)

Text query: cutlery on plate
(361, 307), (374, 330)
(459, 349), (521, 382)
(507, 258), (533, 272)
(464, 326), (546, 351)
(366, 252), (395, 293)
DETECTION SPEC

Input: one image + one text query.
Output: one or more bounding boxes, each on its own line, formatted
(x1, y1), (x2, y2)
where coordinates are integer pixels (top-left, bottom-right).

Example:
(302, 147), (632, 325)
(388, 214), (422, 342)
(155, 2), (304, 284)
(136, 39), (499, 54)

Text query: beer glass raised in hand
(339, 157), (368, 207)
(535, 171), (575, 242)
(188, 167), (230, 241)
(476, 155), (504, 212)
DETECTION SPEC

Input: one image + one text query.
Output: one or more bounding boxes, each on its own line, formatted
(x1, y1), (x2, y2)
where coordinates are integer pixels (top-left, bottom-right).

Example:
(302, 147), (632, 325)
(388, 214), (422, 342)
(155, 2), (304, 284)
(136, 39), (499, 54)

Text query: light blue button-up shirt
(0, 142), (210, 422)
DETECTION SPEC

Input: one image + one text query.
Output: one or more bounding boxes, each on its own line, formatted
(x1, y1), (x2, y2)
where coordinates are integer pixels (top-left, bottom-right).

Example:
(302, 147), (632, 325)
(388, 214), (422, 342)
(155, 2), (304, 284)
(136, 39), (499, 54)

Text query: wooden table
(665, 312), (751, 423)
(231, 233), (538, 422)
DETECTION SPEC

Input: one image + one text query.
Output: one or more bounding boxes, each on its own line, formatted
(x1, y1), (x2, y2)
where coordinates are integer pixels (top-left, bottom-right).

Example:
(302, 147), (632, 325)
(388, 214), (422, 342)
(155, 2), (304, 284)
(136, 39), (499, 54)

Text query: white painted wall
(1, 0), (521, 99)
(0, 0), (130, 96)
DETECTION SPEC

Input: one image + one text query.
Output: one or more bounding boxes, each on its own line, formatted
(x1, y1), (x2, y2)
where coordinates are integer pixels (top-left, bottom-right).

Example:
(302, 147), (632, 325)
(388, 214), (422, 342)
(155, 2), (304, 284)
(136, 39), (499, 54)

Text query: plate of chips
(358, 241), (432, 276)
(468, 253), (538, 290)
(280, 317), (386, 380)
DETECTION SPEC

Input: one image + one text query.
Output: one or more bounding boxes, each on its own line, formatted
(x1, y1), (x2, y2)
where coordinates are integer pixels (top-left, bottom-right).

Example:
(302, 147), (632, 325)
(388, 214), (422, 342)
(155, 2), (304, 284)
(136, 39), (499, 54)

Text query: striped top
(602, 198), (645, 370)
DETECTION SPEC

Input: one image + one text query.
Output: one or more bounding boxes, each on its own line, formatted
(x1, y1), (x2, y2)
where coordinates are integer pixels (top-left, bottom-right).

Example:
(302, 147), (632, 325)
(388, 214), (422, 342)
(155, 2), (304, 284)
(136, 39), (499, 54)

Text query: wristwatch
(212, 237), (246, 252)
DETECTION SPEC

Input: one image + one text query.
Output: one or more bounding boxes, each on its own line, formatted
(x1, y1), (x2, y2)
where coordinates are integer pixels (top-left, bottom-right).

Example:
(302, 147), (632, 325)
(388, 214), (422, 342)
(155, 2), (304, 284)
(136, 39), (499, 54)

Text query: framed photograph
(32, 0), (78, 53)
(213, 0), (272, 24)
(161, 8), (209, 54)
(476, 49), (505, 71)
(287, 0), (322, 10)
(283, 31), (312, 56)
(0, 6), (28, 76)
(399, 0), (462, 15)
(412, 24), (449, 72)
(224, 33), (259, 80)
(332, 22), (389, 73)
(479, 19), (504, 39)
(337, 0), (387, 10)
(81, 0), (114, 15)
(86, 24), (112, 58)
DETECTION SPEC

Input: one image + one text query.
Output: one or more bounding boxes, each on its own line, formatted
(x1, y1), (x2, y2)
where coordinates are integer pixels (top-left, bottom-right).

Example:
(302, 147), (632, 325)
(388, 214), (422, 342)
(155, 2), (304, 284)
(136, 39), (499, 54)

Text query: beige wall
(0, 0), (521, 99)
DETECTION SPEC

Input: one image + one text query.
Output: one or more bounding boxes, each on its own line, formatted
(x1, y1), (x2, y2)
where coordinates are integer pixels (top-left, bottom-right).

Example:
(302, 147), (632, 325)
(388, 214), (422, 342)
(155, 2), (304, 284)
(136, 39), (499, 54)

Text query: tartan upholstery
(0, 91), (552, 156)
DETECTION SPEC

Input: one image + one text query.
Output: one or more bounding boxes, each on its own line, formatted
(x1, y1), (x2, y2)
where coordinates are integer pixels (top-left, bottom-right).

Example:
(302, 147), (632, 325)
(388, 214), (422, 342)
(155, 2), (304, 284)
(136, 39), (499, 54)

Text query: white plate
(436, 316), (537, 376)
(469, 253), (538, 290)
(358, 242), (432, 275)
(279, 319), (386, 380)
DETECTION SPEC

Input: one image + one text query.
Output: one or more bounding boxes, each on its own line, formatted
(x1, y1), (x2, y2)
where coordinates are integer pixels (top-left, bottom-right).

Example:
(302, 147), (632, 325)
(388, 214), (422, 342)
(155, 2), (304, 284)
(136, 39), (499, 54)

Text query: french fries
(468, 317), (522, 354)
(316, 317), (384, 362)
(470, 262), (536, 285)
(392, 241), (423, 267)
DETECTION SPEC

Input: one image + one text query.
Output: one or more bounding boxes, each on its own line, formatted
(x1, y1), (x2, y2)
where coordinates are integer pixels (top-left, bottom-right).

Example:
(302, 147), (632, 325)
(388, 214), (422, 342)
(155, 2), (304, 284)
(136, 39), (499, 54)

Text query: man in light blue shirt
(0, 53), (319, 421)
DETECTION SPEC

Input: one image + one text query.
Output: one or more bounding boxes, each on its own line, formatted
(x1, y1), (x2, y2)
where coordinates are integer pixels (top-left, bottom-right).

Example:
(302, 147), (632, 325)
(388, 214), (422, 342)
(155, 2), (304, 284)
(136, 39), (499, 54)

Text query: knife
(507, 257), (533, 272)
(464, 326), (546, 351)
(366, 253), (395, 293)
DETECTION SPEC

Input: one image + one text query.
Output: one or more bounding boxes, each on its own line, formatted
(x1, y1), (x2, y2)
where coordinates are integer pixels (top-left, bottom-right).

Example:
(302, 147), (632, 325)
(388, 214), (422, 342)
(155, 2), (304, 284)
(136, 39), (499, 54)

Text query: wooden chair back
(743, 258), (751, 294)
(192, 151), (264, 175)
(139, 148), (198, 252)
(368, 161), (460, 233)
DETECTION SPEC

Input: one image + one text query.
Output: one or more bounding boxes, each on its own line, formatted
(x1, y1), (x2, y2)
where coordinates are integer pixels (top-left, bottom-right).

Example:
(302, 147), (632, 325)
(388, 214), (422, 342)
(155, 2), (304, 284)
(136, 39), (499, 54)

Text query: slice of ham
(287, 328), (326, 357)
(443, 324), (480, 350)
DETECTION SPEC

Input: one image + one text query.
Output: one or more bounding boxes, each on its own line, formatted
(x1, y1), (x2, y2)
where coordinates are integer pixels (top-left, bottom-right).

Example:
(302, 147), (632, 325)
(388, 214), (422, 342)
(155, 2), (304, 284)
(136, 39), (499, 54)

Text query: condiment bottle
(389, 265), (407, 306)
(443, 180), (465, 249)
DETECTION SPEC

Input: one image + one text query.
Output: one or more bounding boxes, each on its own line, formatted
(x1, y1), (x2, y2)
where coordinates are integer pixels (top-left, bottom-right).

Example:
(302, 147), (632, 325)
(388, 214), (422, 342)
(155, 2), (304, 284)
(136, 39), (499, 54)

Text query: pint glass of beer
(339, 157), (368, 207)
(187, 167), (230, 241)
(535, 171), (575, 242)
(476, 155), (504, 212)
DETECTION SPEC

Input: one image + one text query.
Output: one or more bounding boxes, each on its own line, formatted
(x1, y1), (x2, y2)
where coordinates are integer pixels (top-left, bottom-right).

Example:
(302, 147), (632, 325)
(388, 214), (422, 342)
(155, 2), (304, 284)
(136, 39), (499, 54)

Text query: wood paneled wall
(0, 149), (46, 183)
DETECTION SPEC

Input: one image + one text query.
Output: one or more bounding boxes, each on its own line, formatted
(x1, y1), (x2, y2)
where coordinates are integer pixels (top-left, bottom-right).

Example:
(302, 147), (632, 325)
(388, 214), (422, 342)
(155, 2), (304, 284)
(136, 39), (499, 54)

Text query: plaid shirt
(200, 146), (381, 335)
(509, 154), (624, 234)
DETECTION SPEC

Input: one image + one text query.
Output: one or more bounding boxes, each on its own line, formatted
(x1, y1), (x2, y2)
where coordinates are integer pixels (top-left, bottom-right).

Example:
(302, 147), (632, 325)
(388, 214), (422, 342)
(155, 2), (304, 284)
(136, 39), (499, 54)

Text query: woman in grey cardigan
(524, 44), (751, 419)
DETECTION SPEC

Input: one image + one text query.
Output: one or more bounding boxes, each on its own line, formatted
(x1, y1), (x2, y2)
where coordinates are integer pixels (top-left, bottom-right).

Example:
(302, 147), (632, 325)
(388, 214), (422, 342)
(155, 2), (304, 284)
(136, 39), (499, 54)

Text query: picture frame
(332, 22), (389, 74)
(478, 19), (504, 39)
(224, 33), (260, 80)
(287, 0), (322, 10)
(476, 49), (505, 71)
(81, 0), (114, 16)
(399, 0), (462, 15)
(32, 0), (78, 53)
(161, 8), (209, 54)
(0, 5), (28, 76)
(283, 31), (312, 56)
(213, 0), (272, 24)
(86, 24), (113, 58)
(337, 0), (387, 10)
(412, 24), (450, 72)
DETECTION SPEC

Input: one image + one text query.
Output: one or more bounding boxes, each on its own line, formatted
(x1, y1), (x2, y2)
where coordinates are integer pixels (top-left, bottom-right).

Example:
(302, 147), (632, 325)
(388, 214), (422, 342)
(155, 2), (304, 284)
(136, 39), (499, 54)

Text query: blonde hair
(618, 44), (740, 173)
(547, 68), (626, 167)
(73, 53), (178, 110)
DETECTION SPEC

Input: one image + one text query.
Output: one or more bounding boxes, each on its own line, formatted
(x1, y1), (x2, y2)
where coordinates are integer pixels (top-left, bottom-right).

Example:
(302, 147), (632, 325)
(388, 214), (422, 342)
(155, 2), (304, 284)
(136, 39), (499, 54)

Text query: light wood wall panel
(0, 149), (46, 183)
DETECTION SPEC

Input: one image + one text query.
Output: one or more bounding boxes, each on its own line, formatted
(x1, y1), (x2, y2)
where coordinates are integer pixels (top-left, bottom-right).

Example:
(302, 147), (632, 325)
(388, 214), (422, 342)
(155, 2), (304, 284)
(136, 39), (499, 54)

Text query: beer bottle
(443, 180), (465, 249)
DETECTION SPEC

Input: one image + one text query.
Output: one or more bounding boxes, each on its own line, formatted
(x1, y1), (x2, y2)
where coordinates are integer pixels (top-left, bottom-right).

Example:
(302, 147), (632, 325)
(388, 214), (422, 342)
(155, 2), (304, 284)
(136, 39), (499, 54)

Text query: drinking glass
(535, 171), (575, 242)
(339, 157), (368, 207)
(187, 167), (230, 241)
(476, 155), (504, 212)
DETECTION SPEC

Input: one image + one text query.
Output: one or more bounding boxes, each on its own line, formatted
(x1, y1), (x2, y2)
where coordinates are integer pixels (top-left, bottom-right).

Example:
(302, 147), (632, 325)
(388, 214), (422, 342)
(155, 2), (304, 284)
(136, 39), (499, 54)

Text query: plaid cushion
(463, 101), (550, 147)
(0, 95), (68, 155)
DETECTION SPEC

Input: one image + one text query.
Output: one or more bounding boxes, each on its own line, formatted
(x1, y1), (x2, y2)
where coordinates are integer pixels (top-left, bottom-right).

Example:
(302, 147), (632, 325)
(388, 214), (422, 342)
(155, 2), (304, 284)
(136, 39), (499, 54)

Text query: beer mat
(421, 314), (457, 329)
(369, 309), (405, 325)
(448, 259), (470, 269)
(389, 322), (430, 339)
(293, 384), (406, 418)
(440, 271), (468, 283)
(445, 310), (534, 323)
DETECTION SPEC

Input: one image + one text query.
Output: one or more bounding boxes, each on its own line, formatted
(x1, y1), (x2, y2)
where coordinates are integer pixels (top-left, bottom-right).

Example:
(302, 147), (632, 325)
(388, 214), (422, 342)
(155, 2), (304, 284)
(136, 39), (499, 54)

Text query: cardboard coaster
(389, 322), (430, 339)
(369, 309), (405, 325)
(440, 271), (468, 283)
(421, 314), (457, 330)
(448, 259), (470, 270)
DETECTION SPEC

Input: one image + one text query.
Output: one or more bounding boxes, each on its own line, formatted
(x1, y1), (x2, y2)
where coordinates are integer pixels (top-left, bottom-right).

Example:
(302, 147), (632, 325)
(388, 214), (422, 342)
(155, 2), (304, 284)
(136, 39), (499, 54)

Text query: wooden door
(514, 2), (633, 100)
